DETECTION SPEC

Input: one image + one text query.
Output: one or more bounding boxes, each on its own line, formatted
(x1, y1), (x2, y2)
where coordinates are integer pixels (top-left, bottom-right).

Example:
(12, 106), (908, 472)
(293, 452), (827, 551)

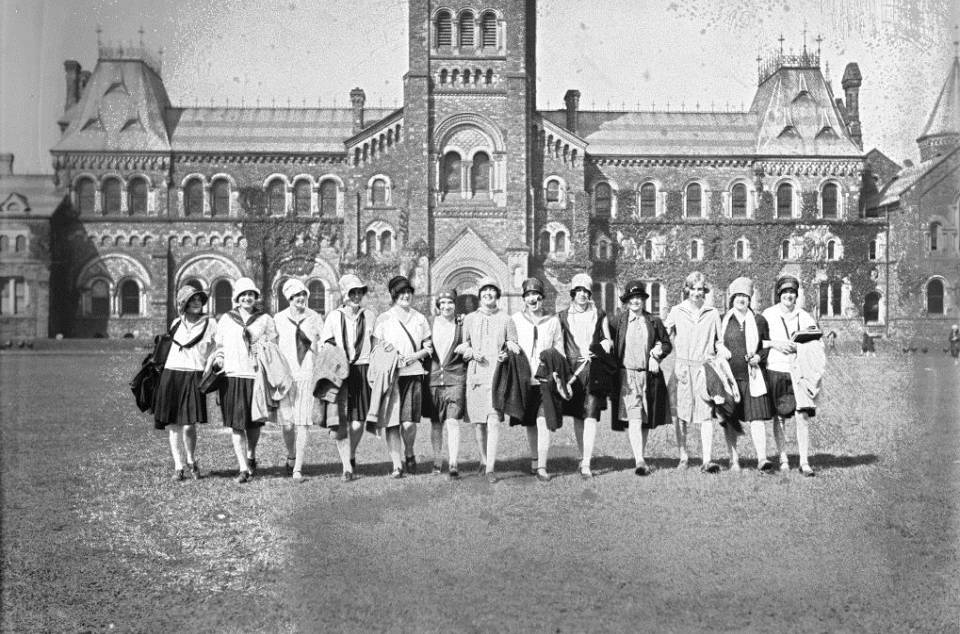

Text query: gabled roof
(878, 145), (959, 206)
(540, 110), (757, 156)
(918, 55), (960, 141)
(52, 58), (171, 153)
(168, 107), (395, 154)
(750, 67), (861, 156)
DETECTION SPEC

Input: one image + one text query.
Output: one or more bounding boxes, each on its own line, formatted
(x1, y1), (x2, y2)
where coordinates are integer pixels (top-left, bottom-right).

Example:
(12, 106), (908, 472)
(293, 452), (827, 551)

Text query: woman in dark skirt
(372, 275), (432, 477)
(155, 286), (217, 480)
(211, 277), (278, 483)
(717, 277), (775, 472)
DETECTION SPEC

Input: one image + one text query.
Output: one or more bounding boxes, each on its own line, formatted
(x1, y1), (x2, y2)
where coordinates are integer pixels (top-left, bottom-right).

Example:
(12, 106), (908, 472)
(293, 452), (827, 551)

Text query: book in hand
(791, 326), (823, 343)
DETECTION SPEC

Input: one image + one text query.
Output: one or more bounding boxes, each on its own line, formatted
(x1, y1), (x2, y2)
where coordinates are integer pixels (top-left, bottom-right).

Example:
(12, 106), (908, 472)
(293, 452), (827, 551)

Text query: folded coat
(791, 339), (826, 410)
(365, 341), (401, 431)
(312, 342), (351, 402)
(251, 341), (293, 423)
(534, 348), (573, 431)
(492, 349), (531, 422)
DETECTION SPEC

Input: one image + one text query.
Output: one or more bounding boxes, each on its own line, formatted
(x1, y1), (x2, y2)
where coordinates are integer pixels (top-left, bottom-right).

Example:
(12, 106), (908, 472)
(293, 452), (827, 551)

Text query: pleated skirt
(219, 376), (262, 432)
(153, 369), (207, 429)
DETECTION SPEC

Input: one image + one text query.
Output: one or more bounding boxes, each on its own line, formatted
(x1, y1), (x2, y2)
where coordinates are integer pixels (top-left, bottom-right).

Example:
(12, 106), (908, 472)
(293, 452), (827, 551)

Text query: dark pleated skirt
(732, 378), (773, 422)
(153, 369), (207, 429)
(219, 376), (262, 432)
(396, 375), (423, 423)
(345, 364), (370, 423)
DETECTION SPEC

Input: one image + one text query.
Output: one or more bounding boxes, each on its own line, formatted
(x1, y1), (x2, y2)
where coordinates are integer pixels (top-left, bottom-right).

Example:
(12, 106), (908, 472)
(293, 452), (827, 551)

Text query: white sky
(1, 0), (957, 174)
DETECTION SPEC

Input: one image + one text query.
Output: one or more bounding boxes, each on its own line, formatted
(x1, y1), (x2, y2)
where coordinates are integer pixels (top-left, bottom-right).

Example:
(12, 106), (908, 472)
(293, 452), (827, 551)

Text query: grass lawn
(1, 350), (958, 632)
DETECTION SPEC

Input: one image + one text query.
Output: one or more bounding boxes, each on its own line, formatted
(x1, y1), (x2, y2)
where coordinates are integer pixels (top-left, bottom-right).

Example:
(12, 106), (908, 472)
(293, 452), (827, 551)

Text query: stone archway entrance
(444, 267), (483, 315)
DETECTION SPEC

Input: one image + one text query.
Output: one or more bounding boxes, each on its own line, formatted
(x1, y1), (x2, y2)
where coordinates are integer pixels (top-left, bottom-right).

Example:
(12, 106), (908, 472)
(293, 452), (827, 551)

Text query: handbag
(198, 364), (225, 394)
(150, 319), (179, 370)
(130, 353), (160, 413)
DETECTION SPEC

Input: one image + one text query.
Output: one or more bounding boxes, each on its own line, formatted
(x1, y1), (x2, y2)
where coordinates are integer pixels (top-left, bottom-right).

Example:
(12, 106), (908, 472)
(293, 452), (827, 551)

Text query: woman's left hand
(747, 354), (760, 367)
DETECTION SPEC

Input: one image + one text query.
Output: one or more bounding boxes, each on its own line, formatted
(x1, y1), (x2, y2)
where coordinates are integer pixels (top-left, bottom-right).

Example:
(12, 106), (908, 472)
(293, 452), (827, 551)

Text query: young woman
(424, 289), (466, 478)
(761, 275), (819, 476)
(275, 278), (324, 481)
(663, 271), (721, 472)
(460, 277), (520, 483)
(609, 280), (672, 476)
(512, 277), (565, 482)
(212, 276), (278, 483)
(321, 274), (376, 481)
(153, 285), (217, 480)
(716, 277), (775, 472)
(372, 275), (432, 477)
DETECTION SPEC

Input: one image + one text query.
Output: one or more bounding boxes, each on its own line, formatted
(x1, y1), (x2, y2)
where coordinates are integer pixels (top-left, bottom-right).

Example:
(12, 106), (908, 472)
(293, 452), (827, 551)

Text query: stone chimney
(64, 60), (81, 111)
(0, 154), (13, 176)
(841, 63), (863, 149)
(564, 89), (581, 134)
(350, 88), (366, 133)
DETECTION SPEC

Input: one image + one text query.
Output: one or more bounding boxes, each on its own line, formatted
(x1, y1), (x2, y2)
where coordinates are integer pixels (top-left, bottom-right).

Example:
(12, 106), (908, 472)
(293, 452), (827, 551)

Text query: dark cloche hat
(435, 288), (457, 307)
(388, 275), (414, 299)
(521, 277), (545, 297)
(620, 280), (649, 303)
(775, 275), (800, 298)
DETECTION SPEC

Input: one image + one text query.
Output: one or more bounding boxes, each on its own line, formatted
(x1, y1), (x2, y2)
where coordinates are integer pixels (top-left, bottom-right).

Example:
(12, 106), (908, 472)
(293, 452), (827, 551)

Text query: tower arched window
(436, 10), (452, 47)
(777, 183), (794, 218)
(211, 179), (230, 217)
(471, 152), (491, 194)
(213, 280), (232, 315)
(689, 240), (700, 260)
(308, 281), (325, 314)
(90, 279), (110, 317)
(371, 179), (387, 206)
(119, 280), (140, 316)
(731, 183), (747, 217)
(827, 240), (837, 260)
(293, 179), (311, 215)
(868, 239), (878, 260)
(595, 182), (611, 219)
(380, 230), (393, 253)
(863, 291), (881, 322)
(822, 183), (838, 218)
(459, 12), (475, 47)
(930, 222), (942, 251)
(735, 239), (746, 260)
(640, 183), (656, 218)
(128, 177), (147, 216)
(365, 230), (377, 254)
(554, 231), (567, 253)
(643, 239), (653, 261)
(780, 240), (791, 260)
(480, 12), (497, 48)
(0, 236), (7, 252)
(546, 179), (561, 203)
(77, 177), (96, 214)
(319, 180), (337, 216)
(597, 239), (610, 260)
(15, 236), (26, 253)
(538, 231), (551, 255)
(267, 179), (286, 215)
(184, 178), (204, 217)
(927, 279), (945, 314)
(103, 178), (122, 215)
(685, 183), (702, 218)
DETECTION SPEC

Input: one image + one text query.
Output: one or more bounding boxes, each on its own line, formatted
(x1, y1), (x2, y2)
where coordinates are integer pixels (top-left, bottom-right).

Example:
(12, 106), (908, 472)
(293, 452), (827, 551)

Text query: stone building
(7, 0), (952, 341)
(877, 51), (960, 340)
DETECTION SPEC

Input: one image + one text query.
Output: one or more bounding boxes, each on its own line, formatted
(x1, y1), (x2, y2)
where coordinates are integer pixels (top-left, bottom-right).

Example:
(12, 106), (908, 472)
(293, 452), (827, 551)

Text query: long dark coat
(608, 309), (673, 430)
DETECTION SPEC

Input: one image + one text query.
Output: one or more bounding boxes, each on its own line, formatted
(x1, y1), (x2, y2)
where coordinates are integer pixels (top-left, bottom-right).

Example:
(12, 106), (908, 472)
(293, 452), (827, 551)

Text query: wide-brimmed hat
(521, 277), (545, 297)
(232, 277), (260, 304)
(435, 288), (457, 307)
(388, 275), (414, 299)
(775, 275), (800, 298)
(338, 274), (367, 299)
(569, 273), (593, 296)
(620, 280), (648, 302)
(476, 276), (501, 296)
(728, 276), (754, 300)
(282, 278), (309, 302)
(176, 286), (208, 314)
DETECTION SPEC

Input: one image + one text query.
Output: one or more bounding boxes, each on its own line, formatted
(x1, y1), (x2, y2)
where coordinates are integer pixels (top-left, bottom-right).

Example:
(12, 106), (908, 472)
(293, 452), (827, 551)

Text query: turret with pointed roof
(917, 49), (960, 162)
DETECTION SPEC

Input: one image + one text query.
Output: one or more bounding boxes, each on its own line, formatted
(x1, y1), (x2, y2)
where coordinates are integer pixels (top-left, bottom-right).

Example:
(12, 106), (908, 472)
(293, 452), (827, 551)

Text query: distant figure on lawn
(824, 330), (837, 354)
(153, 286), (217, 481)
(861, 328), (876, 357)
(950, 325), (960, 366)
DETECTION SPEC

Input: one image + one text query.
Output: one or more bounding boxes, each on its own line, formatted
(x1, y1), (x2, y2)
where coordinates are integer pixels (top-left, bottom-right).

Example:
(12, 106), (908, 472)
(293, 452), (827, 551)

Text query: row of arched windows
(75, 175), (151, 216)
(435, 9), (498, 49)
(580, 180), (843, 220)
(0, 234), (28, 253)
(437, 68), (495, 86)
(85, 278), (142, 317)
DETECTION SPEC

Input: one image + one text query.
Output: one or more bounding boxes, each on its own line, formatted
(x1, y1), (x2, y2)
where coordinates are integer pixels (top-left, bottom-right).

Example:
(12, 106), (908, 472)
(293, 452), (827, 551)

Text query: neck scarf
(287, 315), (312, 364)
(228, 308), (263, 351)
(722, 308), (759, 354)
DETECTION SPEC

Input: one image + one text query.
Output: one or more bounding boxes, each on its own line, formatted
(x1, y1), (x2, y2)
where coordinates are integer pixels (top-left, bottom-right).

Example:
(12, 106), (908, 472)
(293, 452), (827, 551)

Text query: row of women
(151, 269), (823, 483)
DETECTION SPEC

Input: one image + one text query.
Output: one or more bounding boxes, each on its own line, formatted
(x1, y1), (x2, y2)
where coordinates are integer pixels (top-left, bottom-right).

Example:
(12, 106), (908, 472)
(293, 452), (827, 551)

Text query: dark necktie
(288, 317), (312, 364)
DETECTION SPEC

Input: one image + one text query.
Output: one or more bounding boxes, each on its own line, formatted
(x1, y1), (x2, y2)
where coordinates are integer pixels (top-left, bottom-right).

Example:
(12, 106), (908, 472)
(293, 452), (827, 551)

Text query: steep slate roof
(918, 54), (960, 141)
(53, 58), (171, 153)
(879, 146), (959, 207)
(167, 107), (396, 154)
(750, 67), (861, 156)
(540, 111), (757, 156)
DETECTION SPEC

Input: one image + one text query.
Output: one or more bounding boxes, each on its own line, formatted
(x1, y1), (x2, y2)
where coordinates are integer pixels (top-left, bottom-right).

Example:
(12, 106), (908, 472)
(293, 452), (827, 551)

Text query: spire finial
(778, 33), (785, 56)
(816, 34), (823, 58)
(138, 25), (144, 47)
(802, 21), (807, 56)
(954, 25), (959, 58)
(96, 24), (102, 47)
